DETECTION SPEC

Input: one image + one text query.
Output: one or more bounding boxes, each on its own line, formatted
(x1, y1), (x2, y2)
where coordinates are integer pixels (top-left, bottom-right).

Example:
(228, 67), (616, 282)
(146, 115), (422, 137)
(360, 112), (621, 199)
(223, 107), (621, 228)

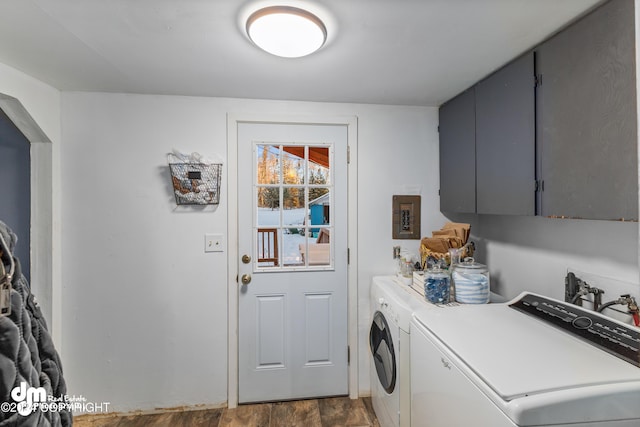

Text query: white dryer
(411, 292), (640, 426)
(370, 276), (428, 427)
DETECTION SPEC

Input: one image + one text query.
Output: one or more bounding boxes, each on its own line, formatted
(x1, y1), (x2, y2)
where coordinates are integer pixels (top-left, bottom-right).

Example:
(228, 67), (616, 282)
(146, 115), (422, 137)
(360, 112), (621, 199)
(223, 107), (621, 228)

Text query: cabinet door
(439, 88), (476, 213)
(537, 0), (637, 220)
(475, 52), (535, 215)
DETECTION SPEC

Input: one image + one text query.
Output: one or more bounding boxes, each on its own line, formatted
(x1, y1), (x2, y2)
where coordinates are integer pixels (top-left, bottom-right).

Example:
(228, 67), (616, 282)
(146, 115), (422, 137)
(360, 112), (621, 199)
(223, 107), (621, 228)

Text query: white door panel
(255, 294), (286, 368)
(237, 122), (348, 403)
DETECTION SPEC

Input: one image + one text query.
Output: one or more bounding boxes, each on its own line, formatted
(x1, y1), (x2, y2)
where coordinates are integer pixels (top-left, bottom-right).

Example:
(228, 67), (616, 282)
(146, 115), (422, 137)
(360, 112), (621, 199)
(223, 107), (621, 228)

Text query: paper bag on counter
(421, 237), (449, 254)
(443, 222), (470, 242)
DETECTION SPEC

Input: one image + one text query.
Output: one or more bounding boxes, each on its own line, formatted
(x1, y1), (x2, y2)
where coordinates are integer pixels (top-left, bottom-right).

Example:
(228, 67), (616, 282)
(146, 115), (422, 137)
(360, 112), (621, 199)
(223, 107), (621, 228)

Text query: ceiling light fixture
(246, 6), (327, 58)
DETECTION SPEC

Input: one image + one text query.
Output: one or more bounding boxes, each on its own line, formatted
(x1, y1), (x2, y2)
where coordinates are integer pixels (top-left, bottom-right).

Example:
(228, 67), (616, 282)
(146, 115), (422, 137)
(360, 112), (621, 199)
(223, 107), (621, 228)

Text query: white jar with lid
(451, 257), (490, 304)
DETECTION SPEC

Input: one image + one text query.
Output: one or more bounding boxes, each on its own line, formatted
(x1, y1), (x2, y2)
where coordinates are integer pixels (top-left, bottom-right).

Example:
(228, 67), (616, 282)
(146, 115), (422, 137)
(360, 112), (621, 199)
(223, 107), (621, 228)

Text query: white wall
(60, 92), (441, 412)
(0, 63), (60, 136)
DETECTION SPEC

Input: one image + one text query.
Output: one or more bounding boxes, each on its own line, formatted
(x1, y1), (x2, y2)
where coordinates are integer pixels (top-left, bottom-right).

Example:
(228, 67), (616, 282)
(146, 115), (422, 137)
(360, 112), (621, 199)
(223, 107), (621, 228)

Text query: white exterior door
(237, 122), (349, 403)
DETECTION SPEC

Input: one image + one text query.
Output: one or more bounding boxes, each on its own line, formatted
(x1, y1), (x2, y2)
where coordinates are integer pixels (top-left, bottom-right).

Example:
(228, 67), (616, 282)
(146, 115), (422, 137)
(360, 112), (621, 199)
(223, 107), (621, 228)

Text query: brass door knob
(242, 254), (251, 264)
(241, 274), (252, 285)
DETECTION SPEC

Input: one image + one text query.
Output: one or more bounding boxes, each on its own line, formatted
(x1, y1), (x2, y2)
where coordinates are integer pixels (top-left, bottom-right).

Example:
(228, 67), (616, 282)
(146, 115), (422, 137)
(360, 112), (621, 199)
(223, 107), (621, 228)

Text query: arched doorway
(0, 93), (53, 327)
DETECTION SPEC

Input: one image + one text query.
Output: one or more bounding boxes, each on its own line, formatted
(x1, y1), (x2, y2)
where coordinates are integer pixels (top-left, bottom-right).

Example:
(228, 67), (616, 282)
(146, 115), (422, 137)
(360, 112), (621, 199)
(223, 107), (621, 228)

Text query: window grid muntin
(253, 142), (334, 271)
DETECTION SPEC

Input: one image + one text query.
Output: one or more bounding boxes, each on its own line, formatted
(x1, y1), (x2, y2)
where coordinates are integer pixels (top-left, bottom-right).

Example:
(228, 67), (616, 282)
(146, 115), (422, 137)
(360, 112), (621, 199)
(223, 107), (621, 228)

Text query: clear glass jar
(451, 257), (490, 304)
(424, 267), (450, 304)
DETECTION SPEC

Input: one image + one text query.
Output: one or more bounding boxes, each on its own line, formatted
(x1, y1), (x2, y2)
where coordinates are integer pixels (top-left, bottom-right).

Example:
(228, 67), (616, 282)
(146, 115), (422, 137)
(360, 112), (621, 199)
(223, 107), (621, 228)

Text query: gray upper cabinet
(476, 52), (535, 215)
(536, 0), (637, 220)
(439, 88), (476, 213)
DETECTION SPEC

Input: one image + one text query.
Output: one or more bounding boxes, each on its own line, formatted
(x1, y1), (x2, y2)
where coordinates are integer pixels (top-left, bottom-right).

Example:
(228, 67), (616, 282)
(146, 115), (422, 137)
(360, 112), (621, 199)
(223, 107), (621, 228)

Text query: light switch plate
(205, 233), (224, 253)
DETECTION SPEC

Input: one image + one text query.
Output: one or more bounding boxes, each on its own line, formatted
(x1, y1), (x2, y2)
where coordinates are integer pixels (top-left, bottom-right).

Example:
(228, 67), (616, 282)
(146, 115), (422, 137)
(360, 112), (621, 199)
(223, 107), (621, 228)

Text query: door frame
(227, 113), (358, 408)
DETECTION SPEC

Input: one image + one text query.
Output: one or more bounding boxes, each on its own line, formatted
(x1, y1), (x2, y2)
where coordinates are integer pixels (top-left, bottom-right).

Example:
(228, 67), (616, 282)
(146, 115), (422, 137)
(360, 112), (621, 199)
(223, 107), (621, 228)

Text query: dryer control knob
(572, 316), (593, 330)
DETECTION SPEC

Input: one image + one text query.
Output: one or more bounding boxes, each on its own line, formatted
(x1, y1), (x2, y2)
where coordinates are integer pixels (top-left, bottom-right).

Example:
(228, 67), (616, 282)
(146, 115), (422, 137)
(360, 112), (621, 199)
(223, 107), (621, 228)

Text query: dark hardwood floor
(74, 396), (380, 427)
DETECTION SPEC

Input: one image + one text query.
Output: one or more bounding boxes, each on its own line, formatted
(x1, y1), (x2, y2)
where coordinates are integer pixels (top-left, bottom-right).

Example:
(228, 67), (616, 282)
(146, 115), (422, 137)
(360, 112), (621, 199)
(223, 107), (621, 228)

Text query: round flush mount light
(246, 6), (327, 58)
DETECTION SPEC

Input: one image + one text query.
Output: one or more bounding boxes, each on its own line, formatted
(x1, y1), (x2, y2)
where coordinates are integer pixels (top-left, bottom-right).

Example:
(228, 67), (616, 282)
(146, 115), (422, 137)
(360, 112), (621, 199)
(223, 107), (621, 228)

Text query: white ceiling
(0, 0), (603, 106)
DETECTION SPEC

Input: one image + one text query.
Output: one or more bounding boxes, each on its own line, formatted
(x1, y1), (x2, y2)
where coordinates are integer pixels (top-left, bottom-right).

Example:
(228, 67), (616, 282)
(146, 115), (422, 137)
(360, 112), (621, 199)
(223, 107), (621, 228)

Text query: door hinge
(535, 74), (542, 88)
(535, 180), (539, 192)
(347, 346), (350, 364)
(347, 146), (351, 164)
(347, 248), (350, 264)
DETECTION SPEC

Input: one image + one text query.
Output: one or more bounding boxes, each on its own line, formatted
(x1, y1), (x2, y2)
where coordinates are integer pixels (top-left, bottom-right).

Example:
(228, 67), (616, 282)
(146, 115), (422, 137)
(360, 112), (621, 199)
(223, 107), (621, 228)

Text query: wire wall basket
(168, 154), (222, 205)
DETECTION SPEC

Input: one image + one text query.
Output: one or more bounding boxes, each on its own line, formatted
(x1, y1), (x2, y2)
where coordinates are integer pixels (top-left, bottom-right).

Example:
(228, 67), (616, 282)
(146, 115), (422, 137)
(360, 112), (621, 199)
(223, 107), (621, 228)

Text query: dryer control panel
(510, 293), (640, 367)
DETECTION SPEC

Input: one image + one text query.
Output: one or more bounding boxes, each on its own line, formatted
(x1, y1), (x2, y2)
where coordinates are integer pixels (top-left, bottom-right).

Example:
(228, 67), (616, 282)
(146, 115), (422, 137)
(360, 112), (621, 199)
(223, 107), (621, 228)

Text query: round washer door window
(369, 311), (396, 394)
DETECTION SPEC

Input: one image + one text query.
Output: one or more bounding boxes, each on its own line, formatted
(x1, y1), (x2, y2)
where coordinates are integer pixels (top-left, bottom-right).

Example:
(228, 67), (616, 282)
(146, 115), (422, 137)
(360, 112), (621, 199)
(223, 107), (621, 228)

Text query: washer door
(369, 311), (396, 394)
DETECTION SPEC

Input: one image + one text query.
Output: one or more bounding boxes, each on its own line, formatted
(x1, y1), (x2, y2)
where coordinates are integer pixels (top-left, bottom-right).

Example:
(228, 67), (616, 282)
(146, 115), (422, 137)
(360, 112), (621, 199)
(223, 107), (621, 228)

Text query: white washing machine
(370, 276), (430, 427)
(411, 292), (640, 426)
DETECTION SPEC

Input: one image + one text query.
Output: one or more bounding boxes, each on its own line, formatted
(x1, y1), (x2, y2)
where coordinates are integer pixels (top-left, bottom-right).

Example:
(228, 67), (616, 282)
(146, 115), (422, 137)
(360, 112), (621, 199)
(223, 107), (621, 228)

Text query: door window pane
(257, 187), (280, 227)
(257, 228), (279, 267)
(282, 232), (305, 267)
(283, 187), (305, 212)
(308, 187), (330, 229)
(309, 147), (330, 185)
(300, 232), (331, 267)
(282, 146), (305, 184)
(257, 144), (280, 184)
